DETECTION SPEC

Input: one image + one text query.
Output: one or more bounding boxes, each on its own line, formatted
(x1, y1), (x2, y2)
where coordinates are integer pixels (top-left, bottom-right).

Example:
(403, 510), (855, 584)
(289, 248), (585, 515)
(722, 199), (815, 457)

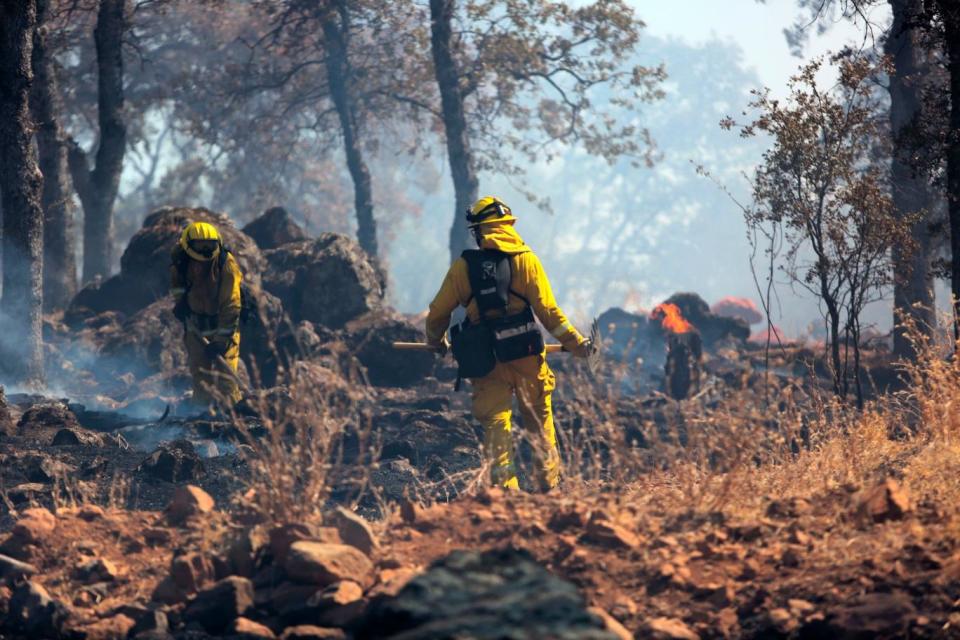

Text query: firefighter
(170, 221), (243, 409)
(425, 196), (592, 491)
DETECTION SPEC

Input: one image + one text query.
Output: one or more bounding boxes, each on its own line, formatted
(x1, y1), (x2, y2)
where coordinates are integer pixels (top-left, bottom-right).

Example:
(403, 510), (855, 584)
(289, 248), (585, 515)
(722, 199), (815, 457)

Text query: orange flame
(651, 303), (694, 334)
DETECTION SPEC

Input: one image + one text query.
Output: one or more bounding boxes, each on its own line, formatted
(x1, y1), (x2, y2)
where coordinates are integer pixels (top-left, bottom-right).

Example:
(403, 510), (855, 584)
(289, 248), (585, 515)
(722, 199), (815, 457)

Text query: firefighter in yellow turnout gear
(170, 221), (243, 408)
(426, 197), (591, 491)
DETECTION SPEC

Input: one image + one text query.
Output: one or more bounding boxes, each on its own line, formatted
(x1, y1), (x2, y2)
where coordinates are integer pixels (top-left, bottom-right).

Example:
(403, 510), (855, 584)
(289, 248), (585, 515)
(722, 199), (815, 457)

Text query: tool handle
(392, 342), (441, 351)
(392, 341), (566, 354)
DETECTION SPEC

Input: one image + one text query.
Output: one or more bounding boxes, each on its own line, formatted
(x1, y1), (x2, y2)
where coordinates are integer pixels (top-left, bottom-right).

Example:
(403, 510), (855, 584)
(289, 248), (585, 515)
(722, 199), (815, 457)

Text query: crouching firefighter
(170, 221), (243, 409)
(426, 196), (592, 491)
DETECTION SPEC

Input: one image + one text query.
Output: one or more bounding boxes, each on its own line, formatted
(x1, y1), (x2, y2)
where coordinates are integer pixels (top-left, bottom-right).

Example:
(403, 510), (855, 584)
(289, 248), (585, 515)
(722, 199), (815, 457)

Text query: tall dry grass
(541, 332), (960, 527)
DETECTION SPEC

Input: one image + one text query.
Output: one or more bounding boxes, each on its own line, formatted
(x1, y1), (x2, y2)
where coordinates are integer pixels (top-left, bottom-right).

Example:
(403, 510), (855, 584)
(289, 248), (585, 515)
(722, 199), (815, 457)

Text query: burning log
(651, 303), (703, 400)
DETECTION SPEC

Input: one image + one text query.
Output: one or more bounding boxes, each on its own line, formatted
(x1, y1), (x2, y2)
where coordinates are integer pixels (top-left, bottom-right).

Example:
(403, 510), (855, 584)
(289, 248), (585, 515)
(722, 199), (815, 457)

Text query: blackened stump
(665, 331), (702, 400)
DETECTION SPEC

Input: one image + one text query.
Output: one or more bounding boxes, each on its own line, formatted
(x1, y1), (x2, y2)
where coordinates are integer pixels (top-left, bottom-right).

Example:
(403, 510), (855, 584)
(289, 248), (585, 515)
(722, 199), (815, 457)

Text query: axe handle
(391, 341), (565, 354)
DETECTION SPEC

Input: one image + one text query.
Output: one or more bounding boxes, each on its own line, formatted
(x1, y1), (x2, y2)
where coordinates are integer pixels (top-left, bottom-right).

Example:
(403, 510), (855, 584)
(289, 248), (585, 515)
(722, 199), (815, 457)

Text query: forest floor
(2, 342), (960, 639)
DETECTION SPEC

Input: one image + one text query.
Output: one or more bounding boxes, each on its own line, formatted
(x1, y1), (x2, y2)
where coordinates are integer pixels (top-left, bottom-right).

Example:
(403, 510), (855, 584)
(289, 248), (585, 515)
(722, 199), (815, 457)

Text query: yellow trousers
(471, 354), (560, 491)
(184, 330), (242, 408)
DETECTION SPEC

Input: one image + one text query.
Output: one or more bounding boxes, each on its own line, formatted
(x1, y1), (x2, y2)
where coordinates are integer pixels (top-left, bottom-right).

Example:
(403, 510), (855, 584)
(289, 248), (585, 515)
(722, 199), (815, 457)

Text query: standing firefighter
(170, 221), (243, 408)
(426, 196), (592, 491)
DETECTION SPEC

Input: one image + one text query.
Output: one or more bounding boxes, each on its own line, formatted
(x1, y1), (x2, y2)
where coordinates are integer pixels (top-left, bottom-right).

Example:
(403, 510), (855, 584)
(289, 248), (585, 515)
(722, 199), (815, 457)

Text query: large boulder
(263, 235), (385, 330)
(343, 311), (434, 388)
(66, 206), (265, 323)
(596, 307), (659, 365)
(355, 548), (616, 639)
(662, 292), (749, 347)
(243, 206), (308, 250)
(99, 297), (188, 378)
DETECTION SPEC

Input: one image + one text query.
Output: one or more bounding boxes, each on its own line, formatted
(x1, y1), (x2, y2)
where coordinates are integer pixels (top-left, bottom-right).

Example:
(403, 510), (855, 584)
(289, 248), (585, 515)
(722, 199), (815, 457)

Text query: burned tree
(888, 0), (937, 358)
(31, 0), (77, 311)
(424, 0), (664, 260)
(66, 0), (127, 284)
(320, 1), (377, 257)
(429, 0), (479, 260)
(652, 303), (702, 400)
(0, 0), (45, 386)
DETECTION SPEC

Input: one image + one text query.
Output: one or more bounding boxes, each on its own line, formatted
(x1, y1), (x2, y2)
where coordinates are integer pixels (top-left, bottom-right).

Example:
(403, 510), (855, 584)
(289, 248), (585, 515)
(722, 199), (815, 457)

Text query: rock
(150, 575), (188, 605)
(20, 452), (76, 483)
(269, 523), (327, 565)
(11, 507), (57, 545)
(139, 441), (205, 484)
(183, 576), (255, 633)
(130, 609), (169, 638)
(597, 307), (658, 364)
(355, 548), (618, 639)
(645, 617), (700, 640)
(143, 527), (172, 546)
(227, 529), (266, 578)
(858, 479), (912, 523)
(584, 514), (641, 549)
(328, 507), (378, 556)
(73, 557), (119, 583)
(98, 297), (190, 380)
(367, 568), (418, 599)
(306, 580), (365, 627)
(266, 582), (322, 620)
(244, 206), (308, 250)
(262, 234), (384, 329)
(818, 592), (916, 637)
(231, 616), (277, 638)
(548, 504), (589, 532)
(342, 311), (434, 387)
(52, 427), (108, 447)
(77, 504), (106, 521)
(280, 626), (346, 640)
(73, 613), (136, 640)
(170, 552), (216, 594)
(0, 553), (38, 581)
(67, 206), (264, 322)
(588, 607), (633, 640)
(166, 484), (215, 524)
(710, 296), (763, 325)
(285, 541), (374, 589)
(662, 292), (750, 347)
(3, 482), (50, 507)
(5, 580), (71, 638)
(17, 401), (80, 432)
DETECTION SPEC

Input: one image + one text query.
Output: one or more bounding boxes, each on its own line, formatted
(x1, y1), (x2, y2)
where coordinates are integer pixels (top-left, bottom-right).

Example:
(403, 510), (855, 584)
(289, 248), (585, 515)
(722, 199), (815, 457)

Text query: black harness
(449, 249), (545, 387)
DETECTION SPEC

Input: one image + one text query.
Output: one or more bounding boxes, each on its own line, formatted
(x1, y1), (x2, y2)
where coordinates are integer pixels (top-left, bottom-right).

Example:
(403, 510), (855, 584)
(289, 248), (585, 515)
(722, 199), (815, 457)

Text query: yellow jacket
(426, 222), (585, 351)
(170, 246), (242, 344)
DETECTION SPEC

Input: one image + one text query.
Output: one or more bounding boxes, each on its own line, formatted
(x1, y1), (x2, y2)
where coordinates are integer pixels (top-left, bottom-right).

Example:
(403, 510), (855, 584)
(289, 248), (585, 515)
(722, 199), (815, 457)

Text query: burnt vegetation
(1, 1), (960, 639)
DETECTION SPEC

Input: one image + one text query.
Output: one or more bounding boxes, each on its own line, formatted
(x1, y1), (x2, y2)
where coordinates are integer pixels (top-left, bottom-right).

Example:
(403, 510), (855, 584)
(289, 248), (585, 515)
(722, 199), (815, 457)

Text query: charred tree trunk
(0, 0), (45, 386)
(888, 0), (936, 359)
(31, 0), (76, 311)
(321, 1), (378, 258)
(67, 0), (127, 285)
(429, 0), (479, 262)
(939, 0), (960, 343)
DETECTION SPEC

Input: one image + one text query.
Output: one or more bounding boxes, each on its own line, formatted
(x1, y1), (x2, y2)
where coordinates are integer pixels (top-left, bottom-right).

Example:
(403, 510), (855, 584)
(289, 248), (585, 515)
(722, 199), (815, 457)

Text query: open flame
(651, 303), (694, 335)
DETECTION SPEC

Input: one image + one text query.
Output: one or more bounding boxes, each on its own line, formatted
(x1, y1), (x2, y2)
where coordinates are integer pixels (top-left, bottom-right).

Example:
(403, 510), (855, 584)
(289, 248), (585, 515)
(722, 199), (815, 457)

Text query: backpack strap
(461, 250), (531, 313)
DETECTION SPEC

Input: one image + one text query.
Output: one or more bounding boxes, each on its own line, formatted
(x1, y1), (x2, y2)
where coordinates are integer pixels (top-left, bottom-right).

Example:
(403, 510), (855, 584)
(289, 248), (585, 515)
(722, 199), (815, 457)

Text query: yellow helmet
(465, 196), (516, 227)
(179, 221), (222, 261)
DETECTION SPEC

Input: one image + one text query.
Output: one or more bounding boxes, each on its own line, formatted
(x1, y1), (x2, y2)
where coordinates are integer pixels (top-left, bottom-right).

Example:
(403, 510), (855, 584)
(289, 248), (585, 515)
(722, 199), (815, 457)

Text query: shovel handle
(391, 341), (566, 354)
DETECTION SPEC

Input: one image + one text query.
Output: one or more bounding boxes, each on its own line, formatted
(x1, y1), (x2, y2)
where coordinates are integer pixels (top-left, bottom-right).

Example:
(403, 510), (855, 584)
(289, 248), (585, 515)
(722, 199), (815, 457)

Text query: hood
(479, 221), (530, 255)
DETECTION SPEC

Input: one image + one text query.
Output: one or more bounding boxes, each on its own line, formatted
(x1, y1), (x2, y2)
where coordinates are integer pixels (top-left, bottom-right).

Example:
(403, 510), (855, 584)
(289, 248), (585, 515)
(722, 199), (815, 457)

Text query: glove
(204, 340), (229, 360)
(172, 297), (190, 322)
(570, 339), (594, 359)
(429, 335), (451, 357)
